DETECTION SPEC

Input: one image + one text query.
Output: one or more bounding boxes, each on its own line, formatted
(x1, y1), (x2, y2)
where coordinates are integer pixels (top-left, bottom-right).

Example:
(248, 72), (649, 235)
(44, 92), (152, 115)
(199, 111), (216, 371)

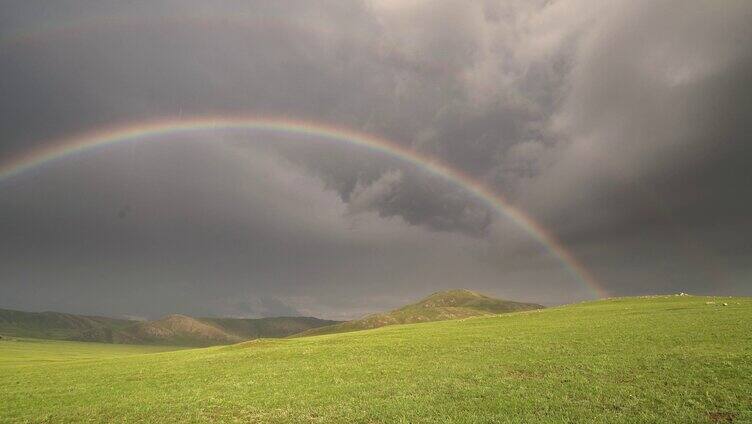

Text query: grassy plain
(1, 295), (750, 423)
(0, 338), (183, 368)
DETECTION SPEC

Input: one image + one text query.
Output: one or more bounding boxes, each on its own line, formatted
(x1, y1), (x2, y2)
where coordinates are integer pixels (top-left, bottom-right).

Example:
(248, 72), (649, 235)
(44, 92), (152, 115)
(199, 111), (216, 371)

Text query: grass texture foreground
(1, 295), (750, 423)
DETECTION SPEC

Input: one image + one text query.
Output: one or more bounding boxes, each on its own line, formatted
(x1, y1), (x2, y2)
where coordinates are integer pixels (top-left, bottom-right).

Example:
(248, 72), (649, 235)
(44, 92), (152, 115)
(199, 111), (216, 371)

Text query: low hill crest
(293, 289), (543, 337)
(124, 314), (238, 345)
(0, 308), (339, 346)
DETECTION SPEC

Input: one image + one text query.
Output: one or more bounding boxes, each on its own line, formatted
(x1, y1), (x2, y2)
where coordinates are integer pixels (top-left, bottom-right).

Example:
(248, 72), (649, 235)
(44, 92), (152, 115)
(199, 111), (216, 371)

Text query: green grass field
(2, 295), (751, 423)
(0, 338), (183, 369)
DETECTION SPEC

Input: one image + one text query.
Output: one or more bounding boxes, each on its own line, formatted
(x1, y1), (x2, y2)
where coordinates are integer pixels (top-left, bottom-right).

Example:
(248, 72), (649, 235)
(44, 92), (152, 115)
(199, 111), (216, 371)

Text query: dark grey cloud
(1, 0), (751, 318)
(517, 0), (752, 252)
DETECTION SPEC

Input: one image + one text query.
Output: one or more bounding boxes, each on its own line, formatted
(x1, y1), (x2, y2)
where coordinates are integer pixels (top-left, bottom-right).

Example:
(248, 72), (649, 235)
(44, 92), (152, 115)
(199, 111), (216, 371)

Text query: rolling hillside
(0, 309), (134, 342)
(116, 315), (243, 346)
(0, 309), (338, 346)
(1, 295), (750, 423)
(294, 289), (543, 337)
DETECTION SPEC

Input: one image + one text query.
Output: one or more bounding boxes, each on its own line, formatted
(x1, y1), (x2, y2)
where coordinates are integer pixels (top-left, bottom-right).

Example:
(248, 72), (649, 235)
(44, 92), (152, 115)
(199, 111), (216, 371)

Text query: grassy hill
(0, 290), (531, 344)
(0, 309), (134, 342)
(0, 308), (338, 346)
(203, 316), (342, 340)
(5, 295), (749, 422)
(116, 314), (244, 346)
(294, 289), (543, 337)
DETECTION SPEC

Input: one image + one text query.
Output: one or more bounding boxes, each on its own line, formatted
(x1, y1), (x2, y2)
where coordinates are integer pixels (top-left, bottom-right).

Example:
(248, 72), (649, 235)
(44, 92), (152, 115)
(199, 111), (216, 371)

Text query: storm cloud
(1, 0), (750, 318)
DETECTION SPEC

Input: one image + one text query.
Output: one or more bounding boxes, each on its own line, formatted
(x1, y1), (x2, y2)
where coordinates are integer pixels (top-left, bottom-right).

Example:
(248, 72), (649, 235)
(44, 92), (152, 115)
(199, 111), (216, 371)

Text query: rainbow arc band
(0, 116), (606, 298)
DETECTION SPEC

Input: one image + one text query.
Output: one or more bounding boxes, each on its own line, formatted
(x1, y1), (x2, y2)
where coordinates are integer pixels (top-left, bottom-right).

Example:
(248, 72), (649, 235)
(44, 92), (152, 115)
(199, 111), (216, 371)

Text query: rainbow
(0, 116), (607, 298)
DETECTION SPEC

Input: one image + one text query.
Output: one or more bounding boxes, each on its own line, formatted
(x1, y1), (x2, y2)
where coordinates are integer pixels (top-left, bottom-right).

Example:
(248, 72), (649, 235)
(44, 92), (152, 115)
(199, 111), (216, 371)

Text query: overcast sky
(1, 0), (750, 319)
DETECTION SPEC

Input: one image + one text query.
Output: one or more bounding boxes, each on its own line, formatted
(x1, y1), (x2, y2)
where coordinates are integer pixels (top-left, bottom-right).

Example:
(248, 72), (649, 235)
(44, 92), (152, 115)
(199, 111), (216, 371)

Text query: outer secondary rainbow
(0, 116), (607, 298)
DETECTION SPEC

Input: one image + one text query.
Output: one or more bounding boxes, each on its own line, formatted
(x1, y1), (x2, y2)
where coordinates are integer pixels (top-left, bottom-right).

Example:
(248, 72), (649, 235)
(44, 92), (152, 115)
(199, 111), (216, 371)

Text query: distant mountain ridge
(293, 289), (543, 337)
(0, 290), (542, 344)
(0, 308), (339, 346)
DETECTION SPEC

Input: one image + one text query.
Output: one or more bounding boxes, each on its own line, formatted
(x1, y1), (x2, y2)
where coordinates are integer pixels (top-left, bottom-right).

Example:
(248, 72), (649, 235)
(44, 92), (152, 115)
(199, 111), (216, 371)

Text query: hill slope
(0, 309), (338, 346)
(116, 315), (243, 346)
(202, 316), (340, 340)
(0, 309), (133, 342)
(295, 289), (543, 337)
(1, 295), (750, 423)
